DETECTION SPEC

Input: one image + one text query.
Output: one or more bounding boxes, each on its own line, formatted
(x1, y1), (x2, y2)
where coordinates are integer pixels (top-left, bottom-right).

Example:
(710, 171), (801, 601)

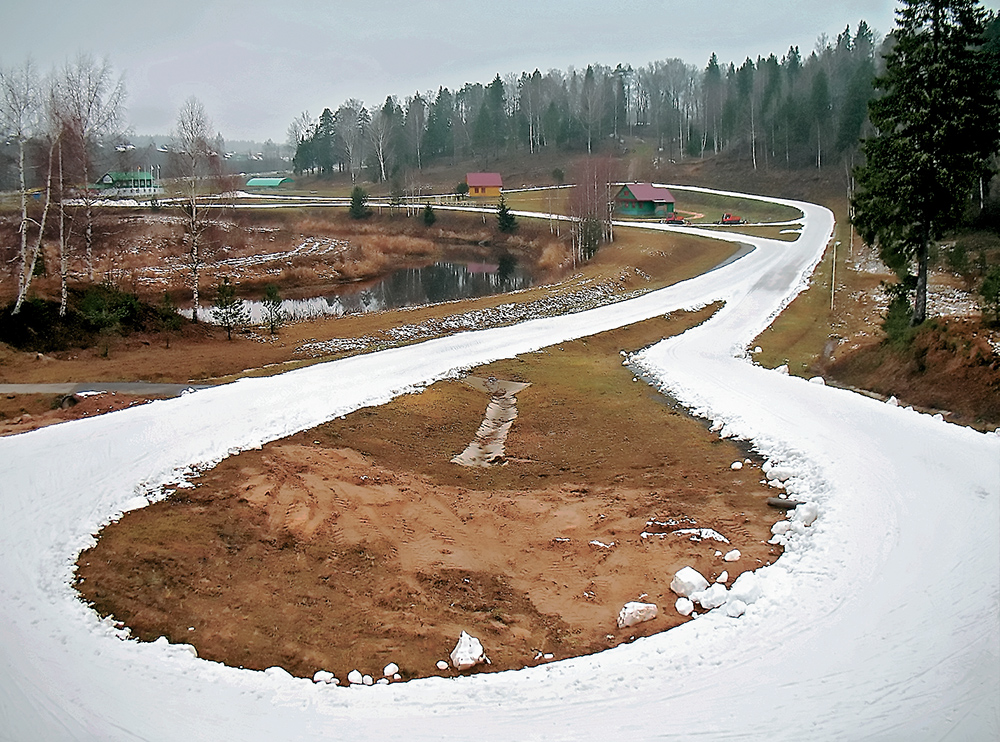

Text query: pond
(242, 257), (534, 323)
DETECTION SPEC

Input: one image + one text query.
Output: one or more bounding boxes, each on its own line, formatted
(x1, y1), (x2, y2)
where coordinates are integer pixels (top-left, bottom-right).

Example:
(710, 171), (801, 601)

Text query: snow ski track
(0, 186), (997, 740)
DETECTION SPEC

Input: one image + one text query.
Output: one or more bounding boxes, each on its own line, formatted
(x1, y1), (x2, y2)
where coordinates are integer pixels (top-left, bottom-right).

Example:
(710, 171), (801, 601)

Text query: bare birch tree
(173, 96), (213, 323)
(0, 59), (41, 310)
(367, 98), (398, 182)
(59, 54), (125, 282)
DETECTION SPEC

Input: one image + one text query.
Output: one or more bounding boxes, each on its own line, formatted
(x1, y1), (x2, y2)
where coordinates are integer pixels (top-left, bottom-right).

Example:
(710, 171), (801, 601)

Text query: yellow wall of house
(470, 185), (502, 198)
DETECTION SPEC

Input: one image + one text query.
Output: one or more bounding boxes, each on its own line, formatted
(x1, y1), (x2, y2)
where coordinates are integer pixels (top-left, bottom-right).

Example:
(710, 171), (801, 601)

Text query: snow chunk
(312, 670), (336, 684)
(450, 631), (488, 671)
(671, 528), (730, 543)
(771, 520), (791, 536)
(793, 502), (819, 526)
(347, 670), (364, 685)
(670, 566), (709, 597)
(264, 666), (293, 680)
(716, 571), (729, 583)
(694, 583), (728, 610)
(675, 597), (694, 616)
(725, 599), (747, 618)
(729, 572), (762, 605)
(774, 364), (789, 375)
(362, 675), (374, 686)
(809, 376), (826, 385)
(724, 549), (742, 562)
(435, 660), (449, 671)
(617, 601), (658, 628)
(383, 662), (399, 678)
(887, 395), (899, 406)
(731, 461), (744, 470)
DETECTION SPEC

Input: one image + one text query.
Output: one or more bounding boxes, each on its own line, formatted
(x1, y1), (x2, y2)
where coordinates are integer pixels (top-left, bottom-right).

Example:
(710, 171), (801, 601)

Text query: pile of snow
(692, 583), (728, 610)
(675, 597), (694, 616)
(671, 565), (763, 617)
(450, 631), (489, 671)
(617, 602), (658, 628)
(670, 567), (709, 597)
(769, 502), (820, 546)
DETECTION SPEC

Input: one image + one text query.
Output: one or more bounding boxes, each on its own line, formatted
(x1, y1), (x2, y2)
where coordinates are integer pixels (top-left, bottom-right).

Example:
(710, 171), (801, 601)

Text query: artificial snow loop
(0, 187), (997, 741)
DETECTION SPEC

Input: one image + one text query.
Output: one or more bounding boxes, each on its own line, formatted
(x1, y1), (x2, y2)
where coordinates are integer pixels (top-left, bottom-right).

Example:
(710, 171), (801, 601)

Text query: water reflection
(243, 259), (533, 323)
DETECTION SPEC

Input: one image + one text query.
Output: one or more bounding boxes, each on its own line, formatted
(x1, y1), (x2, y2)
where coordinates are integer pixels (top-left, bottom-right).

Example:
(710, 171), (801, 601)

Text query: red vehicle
(718, 213), (746, 225)
(662, 213), (688, 225)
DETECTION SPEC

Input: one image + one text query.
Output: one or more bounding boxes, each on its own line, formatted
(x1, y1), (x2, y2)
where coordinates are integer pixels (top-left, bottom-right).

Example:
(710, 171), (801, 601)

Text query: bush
(980, 265), (1000, 324)
(881, 279), (918, 347)
(79, 284), (141, 335)
(0, 284), (181, 354)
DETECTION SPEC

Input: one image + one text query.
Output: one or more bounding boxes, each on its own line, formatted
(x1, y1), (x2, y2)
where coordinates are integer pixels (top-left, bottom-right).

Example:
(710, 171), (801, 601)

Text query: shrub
(980, 265), (1000, 324)
(881, 279), (918, 347)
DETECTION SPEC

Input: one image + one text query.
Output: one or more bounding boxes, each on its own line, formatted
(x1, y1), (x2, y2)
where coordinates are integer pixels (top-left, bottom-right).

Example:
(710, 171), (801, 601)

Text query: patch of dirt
(76, 308), (784, 683)
(0, 390), (160, 436)
(824, 316), (1000, 429)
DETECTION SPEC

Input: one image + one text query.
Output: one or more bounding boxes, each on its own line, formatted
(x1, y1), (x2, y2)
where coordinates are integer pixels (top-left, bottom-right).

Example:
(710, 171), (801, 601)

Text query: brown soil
(824, 316), (1000, 429)
(76, 308), (783, 683)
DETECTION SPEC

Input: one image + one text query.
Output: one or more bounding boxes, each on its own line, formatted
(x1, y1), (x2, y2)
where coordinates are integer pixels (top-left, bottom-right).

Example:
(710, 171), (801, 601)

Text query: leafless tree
(367, 100), (397, 182)
(59, 54), (125, 282)
(0, 59), (41, 309)
(286, 110), (312, 150)
(173, 96), (213, 322)
(334, 100), (367, 182)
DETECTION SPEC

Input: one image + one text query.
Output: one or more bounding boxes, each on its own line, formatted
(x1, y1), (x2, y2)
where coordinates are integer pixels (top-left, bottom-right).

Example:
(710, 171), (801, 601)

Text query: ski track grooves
(0, 186), (997, 741)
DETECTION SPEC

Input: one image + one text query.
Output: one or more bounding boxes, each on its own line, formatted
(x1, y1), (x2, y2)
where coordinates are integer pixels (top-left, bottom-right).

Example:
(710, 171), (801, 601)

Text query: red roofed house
(614, 183), (675, 217)
(466, 172), (503, 199)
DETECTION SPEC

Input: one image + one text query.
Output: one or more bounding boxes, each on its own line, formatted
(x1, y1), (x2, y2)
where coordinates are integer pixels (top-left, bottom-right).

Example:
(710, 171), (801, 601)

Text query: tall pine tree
(853, 0), (999, 326)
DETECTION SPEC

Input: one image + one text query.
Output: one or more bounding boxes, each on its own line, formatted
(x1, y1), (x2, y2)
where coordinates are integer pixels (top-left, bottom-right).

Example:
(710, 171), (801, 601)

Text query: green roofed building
(94, 170), (164, 198)
(613, 183), (675, 217)
(246, 177), (293, 188)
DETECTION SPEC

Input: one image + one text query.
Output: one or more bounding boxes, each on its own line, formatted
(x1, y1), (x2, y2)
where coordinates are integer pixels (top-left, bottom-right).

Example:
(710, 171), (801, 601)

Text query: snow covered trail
(1, 189), (997, 741)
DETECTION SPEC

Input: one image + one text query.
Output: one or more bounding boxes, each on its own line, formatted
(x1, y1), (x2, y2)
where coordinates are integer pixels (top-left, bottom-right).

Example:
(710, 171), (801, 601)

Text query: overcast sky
(5, 1), (997, 145)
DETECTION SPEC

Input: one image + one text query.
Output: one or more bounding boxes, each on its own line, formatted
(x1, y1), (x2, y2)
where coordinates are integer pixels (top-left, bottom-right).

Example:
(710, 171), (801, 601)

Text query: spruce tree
(496, 195), (517, 234)
(852, 0), (999, 326)
(212, 276), (249, 341)
(349, 185), (370, 219)
(262, 283), (285, 336)
(422, 203), (436, 227)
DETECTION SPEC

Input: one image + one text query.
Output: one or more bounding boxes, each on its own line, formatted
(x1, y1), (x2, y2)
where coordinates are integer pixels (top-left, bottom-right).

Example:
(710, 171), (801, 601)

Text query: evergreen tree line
(288, 17), (1000, 181)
